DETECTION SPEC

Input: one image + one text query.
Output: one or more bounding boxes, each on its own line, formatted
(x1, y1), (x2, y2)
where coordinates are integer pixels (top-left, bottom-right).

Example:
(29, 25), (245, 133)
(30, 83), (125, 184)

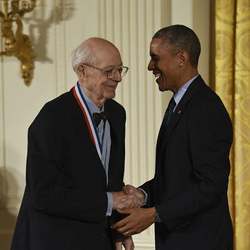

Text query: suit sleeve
(27, 104), (107, 223)
(139, 179), (155, 207)
(156, 98), (233, 230)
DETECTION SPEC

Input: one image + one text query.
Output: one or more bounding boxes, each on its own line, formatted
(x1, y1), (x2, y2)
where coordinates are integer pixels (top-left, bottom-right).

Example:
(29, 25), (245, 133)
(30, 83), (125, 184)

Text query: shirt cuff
(138, 188), (148, 206)
(106, 192), (113, 216)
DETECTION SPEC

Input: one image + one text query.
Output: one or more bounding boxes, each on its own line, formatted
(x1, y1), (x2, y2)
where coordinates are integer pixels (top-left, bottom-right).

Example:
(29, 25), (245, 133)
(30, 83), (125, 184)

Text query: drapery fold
(212, 1), (250, 249)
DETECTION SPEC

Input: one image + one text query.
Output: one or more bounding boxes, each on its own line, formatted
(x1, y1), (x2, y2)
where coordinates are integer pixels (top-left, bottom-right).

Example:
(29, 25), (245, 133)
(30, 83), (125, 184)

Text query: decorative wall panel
(97, 0), (168, 248)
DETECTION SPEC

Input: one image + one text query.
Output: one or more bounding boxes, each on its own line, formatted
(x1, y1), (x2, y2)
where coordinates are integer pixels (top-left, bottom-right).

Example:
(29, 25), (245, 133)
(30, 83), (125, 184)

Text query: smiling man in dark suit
(11, 38), (135, 250)
(114, 25), (233, 250)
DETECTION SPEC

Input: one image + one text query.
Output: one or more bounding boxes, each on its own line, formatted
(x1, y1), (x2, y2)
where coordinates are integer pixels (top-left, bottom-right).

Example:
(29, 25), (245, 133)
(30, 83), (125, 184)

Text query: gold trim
(0, 0), (36, 85)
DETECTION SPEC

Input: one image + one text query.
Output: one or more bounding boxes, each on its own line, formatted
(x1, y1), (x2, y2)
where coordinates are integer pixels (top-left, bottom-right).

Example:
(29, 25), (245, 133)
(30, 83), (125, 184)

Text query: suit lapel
(105, 101), (119, 149)
(71, 91), (122, 186)
(104, 101), (119, 183)
(158, 76), (203, 153)
(70, 90), (106, 170)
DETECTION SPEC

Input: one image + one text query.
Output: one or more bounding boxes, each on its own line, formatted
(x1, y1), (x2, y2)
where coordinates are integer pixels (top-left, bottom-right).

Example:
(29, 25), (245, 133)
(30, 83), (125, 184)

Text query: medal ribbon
(71, 83), (102, 160)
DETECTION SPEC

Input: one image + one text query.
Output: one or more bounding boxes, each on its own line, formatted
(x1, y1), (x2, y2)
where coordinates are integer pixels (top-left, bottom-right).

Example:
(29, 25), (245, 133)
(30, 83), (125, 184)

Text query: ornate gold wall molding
(0, 0), (36, 85)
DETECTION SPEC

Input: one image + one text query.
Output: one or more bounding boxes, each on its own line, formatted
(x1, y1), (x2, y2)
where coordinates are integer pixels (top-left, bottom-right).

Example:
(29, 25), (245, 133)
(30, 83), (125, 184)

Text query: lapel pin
(177, 110), (182, 114)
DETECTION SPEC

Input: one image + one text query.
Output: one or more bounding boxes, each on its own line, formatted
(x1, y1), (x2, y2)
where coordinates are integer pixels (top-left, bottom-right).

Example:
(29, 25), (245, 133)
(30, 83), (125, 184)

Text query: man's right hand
(112, 185), (145, 211)
(112, 191), (130, 210)
(123, 185), (145, 207)
(115, 236), (134, 250)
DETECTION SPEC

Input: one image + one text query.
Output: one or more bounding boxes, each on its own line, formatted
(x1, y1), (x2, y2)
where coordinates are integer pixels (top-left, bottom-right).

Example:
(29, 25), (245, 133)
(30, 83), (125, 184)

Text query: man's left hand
(113, 207), (156, 236)
(115, 236), (134, 250)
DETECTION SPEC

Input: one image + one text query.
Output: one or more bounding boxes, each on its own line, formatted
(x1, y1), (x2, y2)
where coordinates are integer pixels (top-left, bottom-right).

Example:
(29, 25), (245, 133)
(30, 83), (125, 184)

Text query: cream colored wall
(0, 0), (210, 249)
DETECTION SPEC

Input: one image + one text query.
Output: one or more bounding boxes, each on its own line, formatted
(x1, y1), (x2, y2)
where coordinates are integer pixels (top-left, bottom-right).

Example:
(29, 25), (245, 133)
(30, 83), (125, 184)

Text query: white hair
(71, 43), (96, 73)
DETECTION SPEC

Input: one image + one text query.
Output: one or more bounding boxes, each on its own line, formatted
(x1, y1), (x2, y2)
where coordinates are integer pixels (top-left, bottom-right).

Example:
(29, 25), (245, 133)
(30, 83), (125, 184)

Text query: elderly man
(114, 25), (233, 250)
(11, 38), (134, 250)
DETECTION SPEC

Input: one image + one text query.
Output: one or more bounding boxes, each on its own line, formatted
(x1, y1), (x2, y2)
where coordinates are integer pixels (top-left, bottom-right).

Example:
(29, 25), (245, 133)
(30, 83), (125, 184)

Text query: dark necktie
(157, 97), (176, 149)
(163, 97), (176, 127)
(93, 112), (107, 127)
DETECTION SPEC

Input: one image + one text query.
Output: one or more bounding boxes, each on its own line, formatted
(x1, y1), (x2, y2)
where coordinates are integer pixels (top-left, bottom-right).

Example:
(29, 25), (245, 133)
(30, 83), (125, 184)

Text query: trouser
(104, 217), (116, 250)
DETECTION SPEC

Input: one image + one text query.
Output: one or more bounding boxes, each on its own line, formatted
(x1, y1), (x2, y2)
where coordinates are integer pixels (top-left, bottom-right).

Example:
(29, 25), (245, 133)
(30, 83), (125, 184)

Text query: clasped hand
(112, 185), (145, 210)
(112, 185), (145, 250)
(112, 185), (156, 240)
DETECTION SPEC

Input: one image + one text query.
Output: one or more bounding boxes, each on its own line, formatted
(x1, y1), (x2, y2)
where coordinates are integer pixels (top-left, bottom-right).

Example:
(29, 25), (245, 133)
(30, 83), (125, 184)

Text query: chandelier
(0, 0), (36, 85)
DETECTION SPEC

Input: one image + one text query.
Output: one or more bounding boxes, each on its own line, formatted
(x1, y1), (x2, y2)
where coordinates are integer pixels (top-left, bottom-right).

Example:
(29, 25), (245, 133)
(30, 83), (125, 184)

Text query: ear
(176, 50), (188, 67)
(77, 64), (86, 79)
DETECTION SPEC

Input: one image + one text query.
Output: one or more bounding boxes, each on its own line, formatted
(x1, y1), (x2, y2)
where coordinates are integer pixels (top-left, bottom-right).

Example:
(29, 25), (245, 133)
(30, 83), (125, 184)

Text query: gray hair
(71, 43), (96, 73)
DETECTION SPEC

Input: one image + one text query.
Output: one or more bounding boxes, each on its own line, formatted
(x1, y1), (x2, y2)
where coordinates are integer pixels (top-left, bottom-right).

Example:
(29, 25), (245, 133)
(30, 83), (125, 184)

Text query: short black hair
(153, 25), (201, 67)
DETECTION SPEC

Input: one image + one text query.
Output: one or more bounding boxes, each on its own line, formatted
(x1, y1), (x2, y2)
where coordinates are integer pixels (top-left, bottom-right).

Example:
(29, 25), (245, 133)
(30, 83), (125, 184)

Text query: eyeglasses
(82, 63), (129, 79)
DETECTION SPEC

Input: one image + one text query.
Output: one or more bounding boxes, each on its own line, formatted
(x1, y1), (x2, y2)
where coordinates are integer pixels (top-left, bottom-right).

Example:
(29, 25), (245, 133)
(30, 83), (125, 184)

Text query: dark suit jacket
(141, 76), (233, 250)
(11, 90), (126, 250)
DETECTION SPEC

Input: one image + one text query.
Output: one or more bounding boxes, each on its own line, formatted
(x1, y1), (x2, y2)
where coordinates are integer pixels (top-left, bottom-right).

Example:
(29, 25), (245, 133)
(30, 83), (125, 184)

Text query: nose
(112, 70), (122, 82)
(148, 60), (154, 71)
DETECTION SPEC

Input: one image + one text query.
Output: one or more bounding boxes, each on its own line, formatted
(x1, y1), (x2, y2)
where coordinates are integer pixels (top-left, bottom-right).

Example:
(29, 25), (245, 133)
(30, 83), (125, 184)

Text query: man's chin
(105, 92), (116, 100)
(157, 82), (165, 92)
(156, 79), (168, 92)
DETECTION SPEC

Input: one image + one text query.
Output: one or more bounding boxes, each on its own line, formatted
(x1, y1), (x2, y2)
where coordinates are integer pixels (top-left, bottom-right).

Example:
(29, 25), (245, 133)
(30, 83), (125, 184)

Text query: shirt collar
(79, 83), (104, 115)
(173, 74), (199, 106)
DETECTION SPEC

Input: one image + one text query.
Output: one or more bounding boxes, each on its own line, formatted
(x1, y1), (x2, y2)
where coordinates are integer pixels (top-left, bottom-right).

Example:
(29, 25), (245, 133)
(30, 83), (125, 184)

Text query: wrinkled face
(80, 46), (123, 101)
(148, 38), (181, 92)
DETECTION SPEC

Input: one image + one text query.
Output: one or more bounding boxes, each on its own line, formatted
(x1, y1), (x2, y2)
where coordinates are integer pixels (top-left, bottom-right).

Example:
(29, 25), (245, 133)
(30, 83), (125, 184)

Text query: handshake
(111, 186), (155, 249)
(112, 185), (146, 211)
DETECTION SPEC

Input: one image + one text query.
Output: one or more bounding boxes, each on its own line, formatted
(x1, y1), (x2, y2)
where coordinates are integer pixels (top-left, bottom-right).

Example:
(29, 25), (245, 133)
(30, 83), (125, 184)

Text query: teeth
(155, 73), (161, 79)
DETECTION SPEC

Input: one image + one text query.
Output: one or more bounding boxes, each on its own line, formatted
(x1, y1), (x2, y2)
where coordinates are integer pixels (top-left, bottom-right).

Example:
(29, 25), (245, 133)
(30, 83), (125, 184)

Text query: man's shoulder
(188, 77), (231, 123)
(106, 99), (126, 114)
(190, 76), (223, 105)
(44, 91), (73, 111)
(31, 91), (73, 127)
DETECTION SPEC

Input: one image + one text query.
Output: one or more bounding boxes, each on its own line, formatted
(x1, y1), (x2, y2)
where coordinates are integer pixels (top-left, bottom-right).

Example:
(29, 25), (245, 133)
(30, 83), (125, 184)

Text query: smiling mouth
(154, 72), (161, 81)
